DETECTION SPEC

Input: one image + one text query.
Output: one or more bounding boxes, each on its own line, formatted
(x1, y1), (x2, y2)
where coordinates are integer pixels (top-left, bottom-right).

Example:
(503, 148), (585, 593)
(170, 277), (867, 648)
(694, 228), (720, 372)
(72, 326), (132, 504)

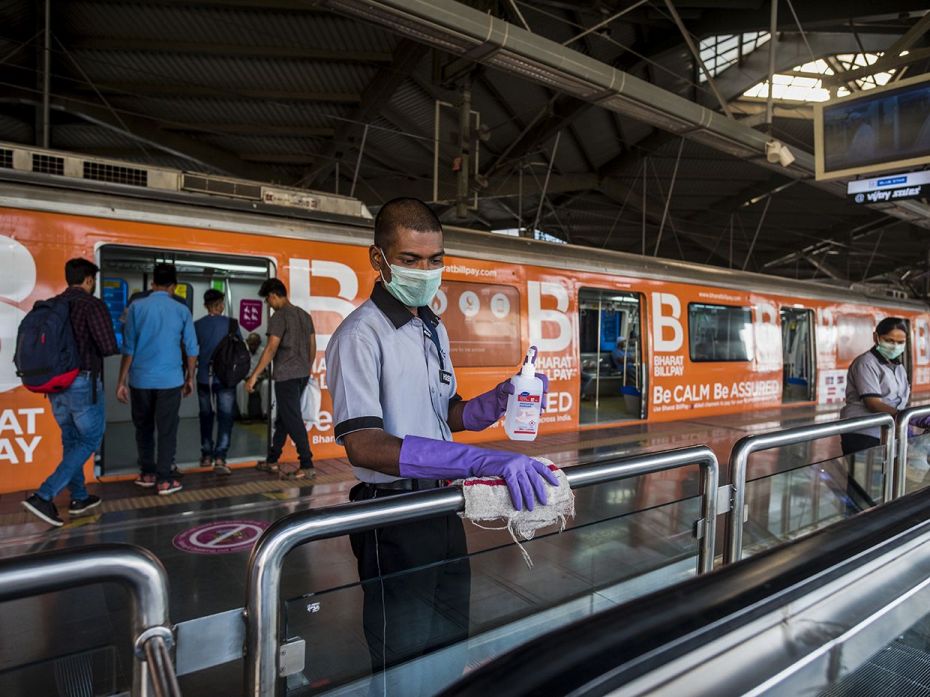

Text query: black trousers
(130, 387), (181, 482)
(349, 483), (471, 684)
(268, 377), (313, 468)
(841, 433), (881, 455)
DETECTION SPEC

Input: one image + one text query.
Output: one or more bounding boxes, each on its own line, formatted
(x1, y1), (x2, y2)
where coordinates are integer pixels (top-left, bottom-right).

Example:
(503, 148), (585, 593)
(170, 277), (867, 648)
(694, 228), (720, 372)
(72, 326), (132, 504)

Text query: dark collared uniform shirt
(326, 283), (460, 484)
(61, 286), (119, 374)
(841, 346), (910, 438)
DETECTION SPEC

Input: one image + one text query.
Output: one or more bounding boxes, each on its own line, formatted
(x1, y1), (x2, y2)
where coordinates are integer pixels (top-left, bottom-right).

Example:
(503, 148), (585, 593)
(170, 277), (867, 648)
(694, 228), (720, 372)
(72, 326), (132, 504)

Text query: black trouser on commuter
(840, 433), (881, 455)
(130, 387), (182, 483)
(349, 483), (471, 691)
(267, 377), (313, 469)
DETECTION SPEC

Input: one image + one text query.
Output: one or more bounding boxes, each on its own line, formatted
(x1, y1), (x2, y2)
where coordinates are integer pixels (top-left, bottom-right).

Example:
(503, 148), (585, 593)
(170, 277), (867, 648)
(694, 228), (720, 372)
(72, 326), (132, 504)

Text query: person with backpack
(194, 289), (248, 474)
(20, 258), (118, 527)
(116, 263), (198, 496)
(246, 279), (316, 479)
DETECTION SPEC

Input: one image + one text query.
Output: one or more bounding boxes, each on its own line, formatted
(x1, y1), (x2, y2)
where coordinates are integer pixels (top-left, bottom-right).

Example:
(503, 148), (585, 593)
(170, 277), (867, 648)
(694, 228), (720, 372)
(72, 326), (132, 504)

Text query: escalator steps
(820, 641), (930, 696)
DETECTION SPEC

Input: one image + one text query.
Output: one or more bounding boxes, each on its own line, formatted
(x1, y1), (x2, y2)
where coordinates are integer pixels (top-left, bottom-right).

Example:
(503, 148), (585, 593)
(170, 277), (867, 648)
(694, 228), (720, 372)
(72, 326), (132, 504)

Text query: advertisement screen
(816, 73), (930, 179)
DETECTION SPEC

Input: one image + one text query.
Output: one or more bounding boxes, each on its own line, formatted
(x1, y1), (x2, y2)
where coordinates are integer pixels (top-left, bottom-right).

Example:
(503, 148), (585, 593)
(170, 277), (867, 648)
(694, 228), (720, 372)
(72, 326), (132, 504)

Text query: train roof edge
(0, 141), (923, 310)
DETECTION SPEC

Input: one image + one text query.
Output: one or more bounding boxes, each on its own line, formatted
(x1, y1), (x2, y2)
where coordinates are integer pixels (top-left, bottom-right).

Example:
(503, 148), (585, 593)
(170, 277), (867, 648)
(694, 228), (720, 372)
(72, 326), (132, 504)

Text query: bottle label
(513, 391), (541, 434)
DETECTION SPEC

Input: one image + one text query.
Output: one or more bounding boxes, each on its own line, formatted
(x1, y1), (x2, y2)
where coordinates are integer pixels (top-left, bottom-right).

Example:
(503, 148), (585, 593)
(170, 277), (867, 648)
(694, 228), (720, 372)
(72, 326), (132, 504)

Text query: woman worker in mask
(840, 317), (911, 455)
(326, 197), (556, 694)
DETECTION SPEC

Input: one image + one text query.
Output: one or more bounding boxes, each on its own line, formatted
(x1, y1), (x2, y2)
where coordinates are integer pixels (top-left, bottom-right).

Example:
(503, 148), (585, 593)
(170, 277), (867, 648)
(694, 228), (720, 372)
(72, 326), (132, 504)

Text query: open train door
(781, 308), (816, 402)
(96, 246), (273, 476)
(578, 288), (645, 425)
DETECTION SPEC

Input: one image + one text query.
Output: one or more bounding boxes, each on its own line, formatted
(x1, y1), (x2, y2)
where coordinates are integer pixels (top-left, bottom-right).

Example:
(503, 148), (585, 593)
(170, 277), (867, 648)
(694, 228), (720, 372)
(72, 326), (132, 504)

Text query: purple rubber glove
(913, 416), (930, 430)
(398, 435), (559, 511)
(462, 373), (550, 431)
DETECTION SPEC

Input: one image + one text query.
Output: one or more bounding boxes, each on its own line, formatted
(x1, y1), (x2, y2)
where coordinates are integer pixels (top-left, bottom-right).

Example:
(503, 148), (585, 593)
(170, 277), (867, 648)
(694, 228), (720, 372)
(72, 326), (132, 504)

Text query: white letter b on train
(652, 292), (683, 353)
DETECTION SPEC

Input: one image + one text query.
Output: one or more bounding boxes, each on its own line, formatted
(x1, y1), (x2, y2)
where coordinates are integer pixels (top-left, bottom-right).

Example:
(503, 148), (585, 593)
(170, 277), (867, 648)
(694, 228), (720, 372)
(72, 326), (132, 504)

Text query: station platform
(1, 402), (895, 696)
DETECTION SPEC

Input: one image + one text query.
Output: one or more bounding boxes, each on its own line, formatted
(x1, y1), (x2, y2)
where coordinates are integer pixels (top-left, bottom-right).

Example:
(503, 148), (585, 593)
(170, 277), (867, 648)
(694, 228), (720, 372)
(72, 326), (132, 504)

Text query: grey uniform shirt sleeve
(328, 328), (384, 444)
(849, 357), (884, 400)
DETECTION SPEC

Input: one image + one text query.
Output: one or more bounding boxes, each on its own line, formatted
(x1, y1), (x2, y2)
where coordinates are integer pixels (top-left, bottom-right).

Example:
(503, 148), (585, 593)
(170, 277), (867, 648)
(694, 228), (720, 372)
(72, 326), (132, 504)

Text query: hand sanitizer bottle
(504, 346), (544, 441)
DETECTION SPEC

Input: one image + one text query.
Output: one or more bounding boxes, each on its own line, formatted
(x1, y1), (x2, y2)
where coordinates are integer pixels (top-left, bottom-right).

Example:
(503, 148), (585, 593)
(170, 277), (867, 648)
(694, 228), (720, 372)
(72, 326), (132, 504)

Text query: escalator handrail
(437, 484), (930, 697)
(726, 412), (895, 563)
(244, 445), (719, 697)
(0, 542), (175, 697)
(896, 405), (930, 498)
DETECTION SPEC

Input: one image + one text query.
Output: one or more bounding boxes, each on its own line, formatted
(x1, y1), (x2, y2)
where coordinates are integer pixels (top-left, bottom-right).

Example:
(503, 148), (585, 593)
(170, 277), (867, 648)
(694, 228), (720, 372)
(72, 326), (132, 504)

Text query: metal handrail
(0, 543), (176, 697)
(244, 445), (719, 697)
(725, 413), (896, 564)
(895, 405), (930, 498)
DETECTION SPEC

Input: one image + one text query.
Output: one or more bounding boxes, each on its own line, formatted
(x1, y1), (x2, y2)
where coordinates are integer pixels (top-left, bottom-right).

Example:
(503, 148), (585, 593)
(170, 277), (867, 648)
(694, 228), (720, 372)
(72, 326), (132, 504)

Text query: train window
(433, 280), (521, 367)
(688, 303), (753, 362)
(836, 314), (876, 363)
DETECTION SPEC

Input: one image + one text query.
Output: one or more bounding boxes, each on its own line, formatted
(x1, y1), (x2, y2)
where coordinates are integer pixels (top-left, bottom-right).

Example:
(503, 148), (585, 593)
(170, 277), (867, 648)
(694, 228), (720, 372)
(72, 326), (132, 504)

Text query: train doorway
(781, 308), (815, 402)
(97, 246), (273, 476)
(578, 288), (644, 424)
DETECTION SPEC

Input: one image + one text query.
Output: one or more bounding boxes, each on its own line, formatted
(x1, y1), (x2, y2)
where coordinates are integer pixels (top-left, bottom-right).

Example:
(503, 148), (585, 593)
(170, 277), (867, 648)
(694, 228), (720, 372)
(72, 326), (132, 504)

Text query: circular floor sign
(172, 519), (270, 555)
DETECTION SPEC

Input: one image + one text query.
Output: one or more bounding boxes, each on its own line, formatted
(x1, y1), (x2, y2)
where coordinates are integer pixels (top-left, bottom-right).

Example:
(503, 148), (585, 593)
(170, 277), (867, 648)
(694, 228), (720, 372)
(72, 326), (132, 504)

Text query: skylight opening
(741, 53), (896, 103)
(698, 32), (770, 82)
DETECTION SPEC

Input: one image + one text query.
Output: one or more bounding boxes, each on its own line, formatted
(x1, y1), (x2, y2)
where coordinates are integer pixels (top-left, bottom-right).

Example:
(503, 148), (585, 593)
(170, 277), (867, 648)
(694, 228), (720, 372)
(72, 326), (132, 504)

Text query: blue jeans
(198, 383), (236, 459)
(38, 375), (105, 502)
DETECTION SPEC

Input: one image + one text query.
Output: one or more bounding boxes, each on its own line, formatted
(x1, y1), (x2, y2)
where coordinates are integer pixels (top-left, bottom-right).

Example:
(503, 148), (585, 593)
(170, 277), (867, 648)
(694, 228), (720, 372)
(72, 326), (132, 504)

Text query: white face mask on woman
(876, 339), (905, 361)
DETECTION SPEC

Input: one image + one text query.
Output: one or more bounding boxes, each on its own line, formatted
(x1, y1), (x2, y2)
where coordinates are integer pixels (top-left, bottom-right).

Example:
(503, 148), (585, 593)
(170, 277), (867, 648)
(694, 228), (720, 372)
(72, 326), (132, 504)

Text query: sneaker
(256, 460), (278, 473)
(213, 458), (231, 475)
(69, 495), (102, 516)
(199, 455), (213, 468)
(134, 473), (156, 488)
(157, 479), (183, 496)
(22, 494), (63, 527)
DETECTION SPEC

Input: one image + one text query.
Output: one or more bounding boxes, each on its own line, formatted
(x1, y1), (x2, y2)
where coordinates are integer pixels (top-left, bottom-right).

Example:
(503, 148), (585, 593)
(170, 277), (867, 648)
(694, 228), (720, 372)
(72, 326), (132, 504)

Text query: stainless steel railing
(895, 405), (930, 498)
(0, 543), (178, 697)
(725, 413), (896, 564)
(244, 445), (719, 697)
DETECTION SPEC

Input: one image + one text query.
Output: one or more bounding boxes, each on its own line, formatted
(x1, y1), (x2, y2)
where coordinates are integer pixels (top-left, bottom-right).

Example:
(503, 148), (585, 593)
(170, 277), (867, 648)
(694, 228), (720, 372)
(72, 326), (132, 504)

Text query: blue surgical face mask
(876, 339), (905, 361)
(377, 248), (443, 308)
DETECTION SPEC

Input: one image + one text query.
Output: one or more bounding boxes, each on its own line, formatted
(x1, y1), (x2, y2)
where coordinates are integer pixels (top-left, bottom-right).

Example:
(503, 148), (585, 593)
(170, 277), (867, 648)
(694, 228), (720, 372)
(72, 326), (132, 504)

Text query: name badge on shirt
(439, 370), (452, 385)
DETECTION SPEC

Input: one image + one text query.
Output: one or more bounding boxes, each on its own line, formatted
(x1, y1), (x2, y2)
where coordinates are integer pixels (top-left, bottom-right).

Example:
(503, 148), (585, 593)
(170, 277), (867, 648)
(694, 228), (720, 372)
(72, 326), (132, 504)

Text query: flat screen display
(815, 72), (930, 180)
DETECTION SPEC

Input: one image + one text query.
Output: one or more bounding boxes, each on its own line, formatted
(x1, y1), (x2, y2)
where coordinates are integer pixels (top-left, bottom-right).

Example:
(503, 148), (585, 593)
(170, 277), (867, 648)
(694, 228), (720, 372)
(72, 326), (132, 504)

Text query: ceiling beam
(163, 123), (335, 137)
(66, 38), (393, 63)
(71, 82), (361, 103)
(79, 0), (330, 10)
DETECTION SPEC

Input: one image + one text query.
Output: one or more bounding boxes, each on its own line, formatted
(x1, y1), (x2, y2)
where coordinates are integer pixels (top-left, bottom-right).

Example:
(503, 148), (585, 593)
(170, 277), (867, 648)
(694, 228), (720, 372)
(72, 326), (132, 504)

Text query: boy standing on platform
(22, 258), (118, 527)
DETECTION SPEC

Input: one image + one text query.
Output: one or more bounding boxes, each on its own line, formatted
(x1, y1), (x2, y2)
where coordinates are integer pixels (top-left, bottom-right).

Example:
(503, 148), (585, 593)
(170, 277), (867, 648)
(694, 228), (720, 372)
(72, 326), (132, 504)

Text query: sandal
(256, 460), (278, 473)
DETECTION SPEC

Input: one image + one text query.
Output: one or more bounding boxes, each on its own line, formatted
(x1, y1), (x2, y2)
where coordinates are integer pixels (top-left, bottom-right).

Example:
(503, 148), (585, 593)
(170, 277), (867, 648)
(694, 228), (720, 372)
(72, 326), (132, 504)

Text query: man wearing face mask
(327, 197), (557, 692)
(840, 316), (913, 455)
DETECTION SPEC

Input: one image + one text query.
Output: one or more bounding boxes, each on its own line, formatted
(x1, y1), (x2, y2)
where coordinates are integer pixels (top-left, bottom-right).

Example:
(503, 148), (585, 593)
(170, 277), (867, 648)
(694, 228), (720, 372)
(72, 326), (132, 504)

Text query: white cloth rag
(456, 457), (574, 568)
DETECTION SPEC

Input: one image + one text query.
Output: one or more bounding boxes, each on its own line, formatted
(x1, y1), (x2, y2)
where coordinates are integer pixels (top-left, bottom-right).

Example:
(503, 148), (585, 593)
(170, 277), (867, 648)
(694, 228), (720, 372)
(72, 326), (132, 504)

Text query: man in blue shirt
(117, 263), (199, 496)
(194, 289), (242, 474)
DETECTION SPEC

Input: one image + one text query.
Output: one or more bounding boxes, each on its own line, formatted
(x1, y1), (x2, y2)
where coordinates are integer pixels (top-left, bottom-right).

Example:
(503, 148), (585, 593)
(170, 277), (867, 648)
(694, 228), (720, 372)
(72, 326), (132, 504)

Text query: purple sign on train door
(240, 299), (263, 332)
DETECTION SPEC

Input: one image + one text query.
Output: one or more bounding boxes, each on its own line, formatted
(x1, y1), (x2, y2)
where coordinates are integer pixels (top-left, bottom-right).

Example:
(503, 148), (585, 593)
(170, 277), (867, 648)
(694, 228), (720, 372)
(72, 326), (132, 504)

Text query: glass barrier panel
(904, 430), (930, 495)
(741, 444), (885, 559)
(280, 488), (704, 696)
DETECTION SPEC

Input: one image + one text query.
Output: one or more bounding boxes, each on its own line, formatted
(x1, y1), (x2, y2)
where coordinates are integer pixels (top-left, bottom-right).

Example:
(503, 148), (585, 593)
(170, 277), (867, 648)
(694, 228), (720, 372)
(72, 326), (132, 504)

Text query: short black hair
(203, 289), (224, 305)
(153, 262), (178, 287)
(258, 278), (287, 298)
(876, 317), (908, 336)
(373, 197), (442, 251)
(65, 258), (99, 286)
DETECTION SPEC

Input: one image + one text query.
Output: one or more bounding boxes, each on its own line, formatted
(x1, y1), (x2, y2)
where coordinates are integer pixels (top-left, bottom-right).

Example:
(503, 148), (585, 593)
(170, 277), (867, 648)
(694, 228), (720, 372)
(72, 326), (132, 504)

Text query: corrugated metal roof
(61, 2), (397, 54)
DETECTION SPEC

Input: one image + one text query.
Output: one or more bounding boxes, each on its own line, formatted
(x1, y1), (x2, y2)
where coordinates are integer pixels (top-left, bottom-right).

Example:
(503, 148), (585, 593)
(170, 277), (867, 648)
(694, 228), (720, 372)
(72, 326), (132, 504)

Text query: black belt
(364, 479), (441, 492)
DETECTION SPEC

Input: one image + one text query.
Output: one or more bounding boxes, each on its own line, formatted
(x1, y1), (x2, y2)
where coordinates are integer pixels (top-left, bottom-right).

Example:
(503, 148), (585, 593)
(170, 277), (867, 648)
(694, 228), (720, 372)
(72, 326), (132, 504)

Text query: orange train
(0, 142), (927, 494)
